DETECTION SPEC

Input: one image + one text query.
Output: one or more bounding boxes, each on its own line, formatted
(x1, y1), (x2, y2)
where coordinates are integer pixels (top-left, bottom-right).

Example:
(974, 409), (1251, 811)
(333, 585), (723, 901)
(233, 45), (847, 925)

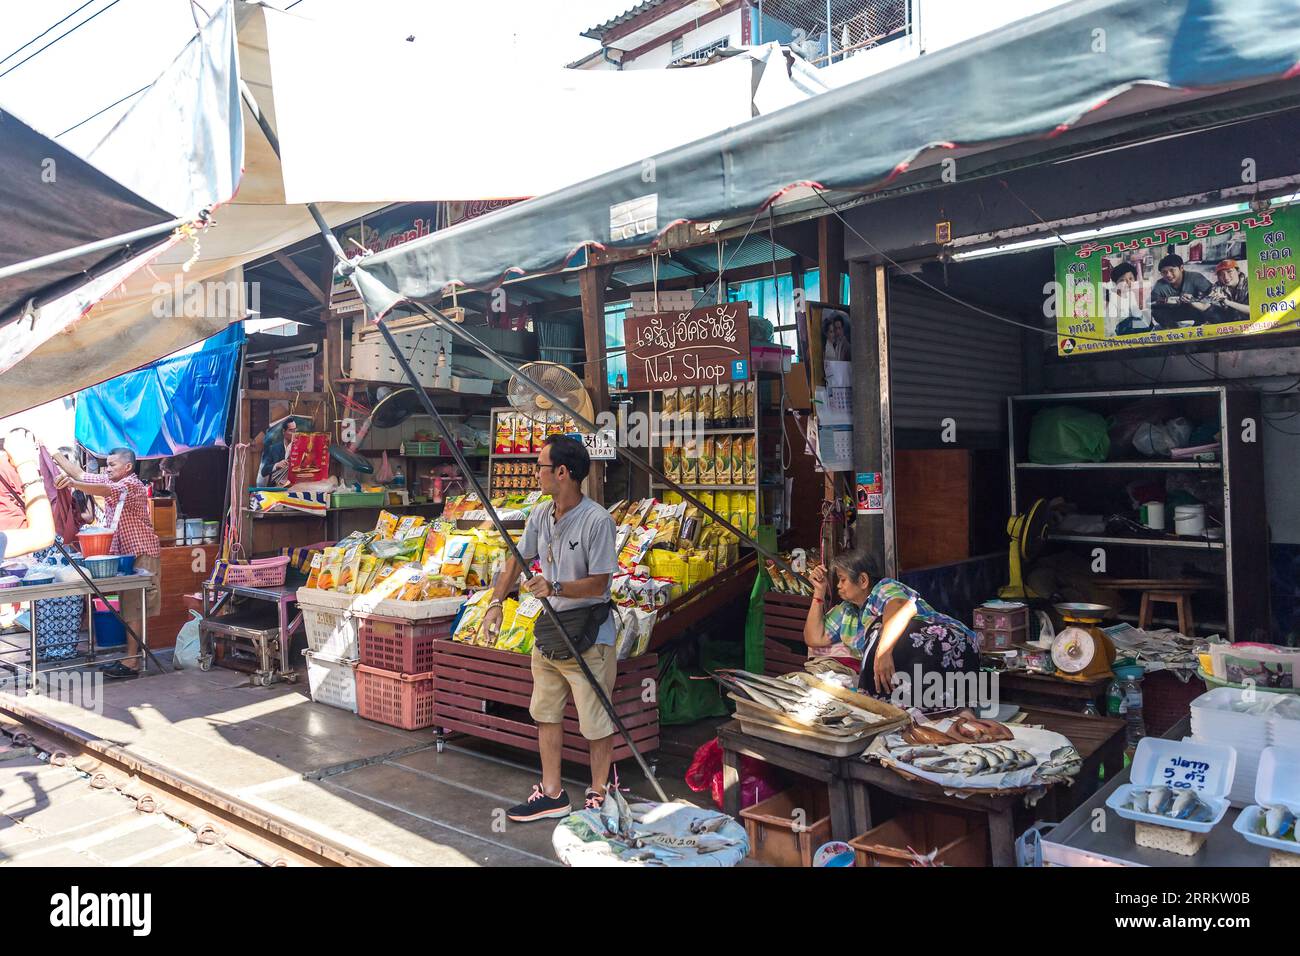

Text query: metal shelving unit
(1009, 385), (1268, 641)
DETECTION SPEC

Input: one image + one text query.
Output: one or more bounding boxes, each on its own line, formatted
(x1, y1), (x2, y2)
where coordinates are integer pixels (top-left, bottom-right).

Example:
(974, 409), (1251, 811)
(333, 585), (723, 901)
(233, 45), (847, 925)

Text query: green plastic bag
(657, 654), (729, 726)
(1027, 406), (1111, 464)
(744, 565), (772, 673)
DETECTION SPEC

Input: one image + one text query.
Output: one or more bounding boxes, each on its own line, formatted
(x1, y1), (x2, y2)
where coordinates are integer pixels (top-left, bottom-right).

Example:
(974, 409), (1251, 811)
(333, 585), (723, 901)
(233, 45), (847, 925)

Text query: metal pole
(0, 216), (192, 283)
(375, 318), (669, 802)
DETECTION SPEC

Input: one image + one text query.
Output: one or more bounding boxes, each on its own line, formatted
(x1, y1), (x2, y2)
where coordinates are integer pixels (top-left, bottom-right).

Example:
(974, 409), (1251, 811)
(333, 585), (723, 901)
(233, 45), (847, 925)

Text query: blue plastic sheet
(75, 323), (243, 459)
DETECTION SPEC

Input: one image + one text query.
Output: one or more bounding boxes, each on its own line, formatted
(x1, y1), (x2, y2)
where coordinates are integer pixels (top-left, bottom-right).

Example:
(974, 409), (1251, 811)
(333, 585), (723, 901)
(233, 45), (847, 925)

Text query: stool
(1139, 590), (1195, 636)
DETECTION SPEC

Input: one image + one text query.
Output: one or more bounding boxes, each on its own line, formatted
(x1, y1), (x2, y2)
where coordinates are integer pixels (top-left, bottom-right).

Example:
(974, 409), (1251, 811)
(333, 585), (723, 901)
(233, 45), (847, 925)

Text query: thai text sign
(1053, 205), (1299, 355)
(623, 302), (752, 390)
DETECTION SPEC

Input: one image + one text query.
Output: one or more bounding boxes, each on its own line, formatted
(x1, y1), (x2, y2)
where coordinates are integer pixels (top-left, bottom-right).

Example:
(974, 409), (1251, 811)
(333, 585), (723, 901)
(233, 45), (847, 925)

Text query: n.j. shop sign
(623, 302), (752, 390)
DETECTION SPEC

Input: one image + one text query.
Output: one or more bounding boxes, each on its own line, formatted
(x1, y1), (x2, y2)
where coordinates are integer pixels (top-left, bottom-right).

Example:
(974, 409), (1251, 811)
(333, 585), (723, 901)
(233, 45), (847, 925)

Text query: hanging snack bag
(732, 435), (746, 486)
(305, 553), (323, 589)
(679, 386), (698, 425)
(664, 444), (681, 483)
(662, 387), (680, 418)
(514, 415), (532, 454)
(716, 436), (732, 484)
(698, 438), (716, 484)
(714, 383), (732, 428)
(530, 417), (545, 452)
(496, 414), (514, 454)
(729, 380), (744, 424)
(745, 436), (758, 483)
(682, 439), (699, 484)
(746, 380), (757, 425)
(698, 385), (715, 427)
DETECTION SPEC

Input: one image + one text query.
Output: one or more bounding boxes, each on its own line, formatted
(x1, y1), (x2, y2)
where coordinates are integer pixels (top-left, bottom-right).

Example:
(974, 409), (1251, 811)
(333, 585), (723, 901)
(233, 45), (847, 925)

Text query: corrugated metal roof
(581, 0), (675, 41)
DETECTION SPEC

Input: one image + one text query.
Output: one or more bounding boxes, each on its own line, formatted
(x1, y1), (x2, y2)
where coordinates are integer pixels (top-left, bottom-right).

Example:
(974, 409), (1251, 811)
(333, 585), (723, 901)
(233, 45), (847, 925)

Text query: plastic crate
(358, 613), (454, 675)
(301, 604), (359, 659)
(330, 492), (387, 509)
(356, 664), (436, 730)
(303, 650), (358, 713)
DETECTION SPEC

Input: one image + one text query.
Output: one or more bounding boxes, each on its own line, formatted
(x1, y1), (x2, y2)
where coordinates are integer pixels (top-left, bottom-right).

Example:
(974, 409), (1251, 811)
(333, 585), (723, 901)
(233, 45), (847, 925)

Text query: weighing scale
(1051, 603), (1117, 682)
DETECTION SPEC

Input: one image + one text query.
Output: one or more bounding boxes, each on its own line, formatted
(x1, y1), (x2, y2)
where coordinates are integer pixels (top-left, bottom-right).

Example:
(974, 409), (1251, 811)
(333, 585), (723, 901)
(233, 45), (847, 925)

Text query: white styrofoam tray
(1105, 737), (1236, 834)
(1232, 746), (1300, 855)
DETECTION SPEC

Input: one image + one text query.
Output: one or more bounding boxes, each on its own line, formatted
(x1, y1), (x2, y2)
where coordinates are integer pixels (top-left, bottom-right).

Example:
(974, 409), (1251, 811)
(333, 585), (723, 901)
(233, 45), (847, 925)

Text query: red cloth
(0, 456), (24, 531)
(77, 472), (159, 557)
(38, 448), (79, 543)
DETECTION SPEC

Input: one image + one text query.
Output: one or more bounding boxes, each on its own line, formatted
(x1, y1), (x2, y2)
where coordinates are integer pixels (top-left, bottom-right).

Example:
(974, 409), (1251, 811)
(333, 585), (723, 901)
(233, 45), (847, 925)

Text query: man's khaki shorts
(529, 643), (618, 740)
(119, 553), (162, 629)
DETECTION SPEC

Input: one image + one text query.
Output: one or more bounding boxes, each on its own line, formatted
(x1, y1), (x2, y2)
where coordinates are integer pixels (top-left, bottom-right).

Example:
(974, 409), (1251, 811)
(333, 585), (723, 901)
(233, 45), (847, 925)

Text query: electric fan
(508, 362), (594, 425)
(999, 497), (1050, 600)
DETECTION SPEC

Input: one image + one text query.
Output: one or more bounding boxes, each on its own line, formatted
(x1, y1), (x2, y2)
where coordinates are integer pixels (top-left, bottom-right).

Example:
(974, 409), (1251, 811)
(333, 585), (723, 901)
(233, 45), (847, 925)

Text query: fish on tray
(1125, 786), (1215, 823)
(1257, 805), (1297, 841)
(711, 668), (889, 732)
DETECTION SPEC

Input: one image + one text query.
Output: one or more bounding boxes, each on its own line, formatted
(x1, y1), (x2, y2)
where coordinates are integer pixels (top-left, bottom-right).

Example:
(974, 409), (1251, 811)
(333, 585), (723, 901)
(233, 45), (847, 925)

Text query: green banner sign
(1053, 205), (1300, 355)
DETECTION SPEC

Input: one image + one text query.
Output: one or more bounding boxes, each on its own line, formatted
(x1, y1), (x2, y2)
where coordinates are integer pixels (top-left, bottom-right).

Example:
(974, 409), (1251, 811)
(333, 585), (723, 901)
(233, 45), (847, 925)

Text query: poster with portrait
(1054, 205), (1300, 355)
(800, 303), (854, 471)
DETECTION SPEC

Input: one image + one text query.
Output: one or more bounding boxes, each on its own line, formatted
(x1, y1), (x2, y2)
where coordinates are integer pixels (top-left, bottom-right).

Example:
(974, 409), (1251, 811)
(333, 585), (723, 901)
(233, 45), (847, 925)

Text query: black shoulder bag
(533, 601), (613, 661)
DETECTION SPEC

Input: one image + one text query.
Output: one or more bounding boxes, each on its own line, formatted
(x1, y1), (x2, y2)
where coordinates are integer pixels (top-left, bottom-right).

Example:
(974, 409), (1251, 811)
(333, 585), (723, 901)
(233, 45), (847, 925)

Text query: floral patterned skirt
(858, 615), (981, 710)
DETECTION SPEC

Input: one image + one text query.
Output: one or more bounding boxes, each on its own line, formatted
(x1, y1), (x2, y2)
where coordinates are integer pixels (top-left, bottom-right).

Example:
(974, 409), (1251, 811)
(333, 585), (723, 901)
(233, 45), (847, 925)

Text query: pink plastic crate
(356, 664), (436, 730)
(358, 613), (454, 675)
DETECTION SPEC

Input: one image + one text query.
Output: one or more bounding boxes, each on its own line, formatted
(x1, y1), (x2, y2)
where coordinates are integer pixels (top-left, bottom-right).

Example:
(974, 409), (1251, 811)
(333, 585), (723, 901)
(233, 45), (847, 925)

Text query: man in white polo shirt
(481, 435), (619, 822)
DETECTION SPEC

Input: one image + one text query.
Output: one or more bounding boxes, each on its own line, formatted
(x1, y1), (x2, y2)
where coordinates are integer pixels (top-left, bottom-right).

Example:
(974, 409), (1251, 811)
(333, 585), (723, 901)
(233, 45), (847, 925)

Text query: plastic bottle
(1105, 678), (1124, 717)
(392, 466), (405, 489)
(1120, 675), (1145, 750)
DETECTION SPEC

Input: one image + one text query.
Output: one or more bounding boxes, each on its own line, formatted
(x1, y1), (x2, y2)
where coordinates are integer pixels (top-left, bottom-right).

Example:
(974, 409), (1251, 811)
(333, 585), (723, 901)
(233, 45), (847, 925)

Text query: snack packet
(732, 380), (748, 422)
(698, 438), (716, 484)
(715, 383), (732, 427)
(745, 436), (757, 483)
(679, 386), (697, 422)
(663, 388), (679, 416)
(732, 436), (746, 486)
(698, 385), (715, 425)
(440, 535), (477, 587)
(495, 414), (514, 454)
(664, 444), (681, 483)
(375, 510), (401, 537)
(305, 553), (323, 589)
(746, 380), (757, 424)
(682, 439), (699, 484)
(716, 436), (732, 484)
(514, 416), (532, 454)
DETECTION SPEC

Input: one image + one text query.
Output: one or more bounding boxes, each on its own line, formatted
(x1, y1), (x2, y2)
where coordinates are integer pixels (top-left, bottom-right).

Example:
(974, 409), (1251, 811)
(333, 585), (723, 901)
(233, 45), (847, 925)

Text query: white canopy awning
(0, 1), (821, 416)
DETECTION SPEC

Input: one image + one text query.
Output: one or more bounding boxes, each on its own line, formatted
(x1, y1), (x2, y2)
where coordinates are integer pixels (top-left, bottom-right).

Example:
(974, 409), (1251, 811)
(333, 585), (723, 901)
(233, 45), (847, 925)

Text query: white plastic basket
(301, 604), (358, 659)
(303, 650), (358, 713)
(296, 587), (465, 621)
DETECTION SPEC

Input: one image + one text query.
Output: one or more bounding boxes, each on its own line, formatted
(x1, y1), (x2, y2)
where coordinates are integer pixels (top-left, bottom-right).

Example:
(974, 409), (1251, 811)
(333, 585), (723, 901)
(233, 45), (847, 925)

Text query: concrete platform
(0, 664), (704, 867)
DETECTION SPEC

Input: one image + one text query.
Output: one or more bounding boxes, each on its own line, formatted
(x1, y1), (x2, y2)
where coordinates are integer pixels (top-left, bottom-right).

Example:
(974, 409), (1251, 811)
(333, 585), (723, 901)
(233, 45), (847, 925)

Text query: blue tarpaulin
(75, 323), (243, 458)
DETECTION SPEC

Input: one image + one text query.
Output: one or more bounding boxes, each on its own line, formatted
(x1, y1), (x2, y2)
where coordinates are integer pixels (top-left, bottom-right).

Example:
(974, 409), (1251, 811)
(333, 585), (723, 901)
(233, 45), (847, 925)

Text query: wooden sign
(622, 302), (752, 391)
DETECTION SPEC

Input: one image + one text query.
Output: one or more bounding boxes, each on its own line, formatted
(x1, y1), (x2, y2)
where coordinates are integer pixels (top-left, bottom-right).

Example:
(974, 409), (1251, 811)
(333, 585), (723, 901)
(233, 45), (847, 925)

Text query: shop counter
(1040, 718), (1272, 867)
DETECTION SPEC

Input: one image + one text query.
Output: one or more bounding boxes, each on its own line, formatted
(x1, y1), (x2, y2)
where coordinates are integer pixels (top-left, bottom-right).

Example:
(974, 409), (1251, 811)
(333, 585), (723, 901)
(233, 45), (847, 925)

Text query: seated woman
(804, 550), (981, 709)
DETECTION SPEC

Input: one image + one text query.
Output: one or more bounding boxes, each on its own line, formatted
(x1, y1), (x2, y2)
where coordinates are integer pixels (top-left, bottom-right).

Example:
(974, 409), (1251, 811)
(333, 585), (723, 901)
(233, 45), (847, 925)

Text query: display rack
(645, 376), (785, 539)
(1008, 386), (1268, 641)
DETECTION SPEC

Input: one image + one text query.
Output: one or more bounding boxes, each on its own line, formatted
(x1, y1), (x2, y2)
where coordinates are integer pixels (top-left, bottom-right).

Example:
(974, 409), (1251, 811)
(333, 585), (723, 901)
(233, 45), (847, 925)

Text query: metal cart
(200, 581), (302, 686)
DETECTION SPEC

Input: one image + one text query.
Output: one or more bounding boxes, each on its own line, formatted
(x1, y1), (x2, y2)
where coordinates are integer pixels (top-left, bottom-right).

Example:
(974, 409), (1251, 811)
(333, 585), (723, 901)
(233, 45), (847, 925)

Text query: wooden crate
(431, 640), (659, 767)
(740, 784), (832, 867)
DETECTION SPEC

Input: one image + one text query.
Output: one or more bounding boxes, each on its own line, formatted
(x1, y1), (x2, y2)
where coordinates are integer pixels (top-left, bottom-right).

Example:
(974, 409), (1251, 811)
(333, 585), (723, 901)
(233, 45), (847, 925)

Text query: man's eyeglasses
(534, 463), (558, 472)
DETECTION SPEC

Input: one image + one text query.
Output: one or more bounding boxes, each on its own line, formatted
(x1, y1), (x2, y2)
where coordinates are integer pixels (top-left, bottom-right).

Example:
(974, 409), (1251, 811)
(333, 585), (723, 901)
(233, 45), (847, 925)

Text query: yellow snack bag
(679, 386), (697, 421)
(698, 438), (716, 484)
(698, 385), (715, 425)
(682, 439), (699, 484)
(664, 444), (681, 483)
(531, 418), (546, 452)
(732, 380), (748, 422)
(715, 383), (731, 426)
(732, 436), (745, 485)
(375, 510), (401, 537)
(305, 553), (323, 589)
(514, 415), (532, 454)
(716, 436), (732, 484)
(746, 380), (757, 423)
(662, 388), (680, 416)
(495, 414), (514, 454)
(745, 437), (757, 483)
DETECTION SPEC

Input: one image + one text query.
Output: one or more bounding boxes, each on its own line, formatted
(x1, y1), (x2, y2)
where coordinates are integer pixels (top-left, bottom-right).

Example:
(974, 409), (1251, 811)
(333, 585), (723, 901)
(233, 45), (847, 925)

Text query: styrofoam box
(1191, 687), (1273, 738)
(350, 341), (439, 388)
(1105, 737), (1236, 834)
(297, 587), (465, 621)
(303, 649), (358, 713)
(1232, 746), (1300, 855)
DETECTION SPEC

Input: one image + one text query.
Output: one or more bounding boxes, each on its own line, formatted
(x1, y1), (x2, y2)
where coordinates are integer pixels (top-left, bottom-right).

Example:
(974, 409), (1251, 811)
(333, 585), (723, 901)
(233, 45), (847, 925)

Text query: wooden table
(842, 705), (1126, 865)
(996, 671), (1110, 714)
(717, 720), (857, 843)
(718, 705), (1125, 866)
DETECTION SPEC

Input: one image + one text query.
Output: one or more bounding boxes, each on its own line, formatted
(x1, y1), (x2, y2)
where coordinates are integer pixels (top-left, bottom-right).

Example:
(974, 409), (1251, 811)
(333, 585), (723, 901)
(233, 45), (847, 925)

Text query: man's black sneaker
(507, 784), (571, 822)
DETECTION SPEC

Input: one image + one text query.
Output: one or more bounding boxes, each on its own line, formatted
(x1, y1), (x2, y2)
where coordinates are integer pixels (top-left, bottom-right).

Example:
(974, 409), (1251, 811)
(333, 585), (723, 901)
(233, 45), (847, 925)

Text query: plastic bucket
(1174, 504), (1206, 535)
(78, 529), (114, 557)
(117, 555), (136, 575)
(93, 597), (126, 647)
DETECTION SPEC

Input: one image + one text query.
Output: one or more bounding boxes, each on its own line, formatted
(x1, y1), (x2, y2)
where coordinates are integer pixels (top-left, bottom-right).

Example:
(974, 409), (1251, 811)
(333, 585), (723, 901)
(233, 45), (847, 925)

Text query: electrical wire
(57, 82), (148, 137)
(0, 0), (98, 69)
(0, 0), (127, 81)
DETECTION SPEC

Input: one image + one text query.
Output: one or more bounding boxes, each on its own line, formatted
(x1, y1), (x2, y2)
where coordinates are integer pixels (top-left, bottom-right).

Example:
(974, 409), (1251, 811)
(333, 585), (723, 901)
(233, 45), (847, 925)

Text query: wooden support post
(579, 265), (615, 504)
(818, 217), (845, 303)
(848, 260), (895, 576)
